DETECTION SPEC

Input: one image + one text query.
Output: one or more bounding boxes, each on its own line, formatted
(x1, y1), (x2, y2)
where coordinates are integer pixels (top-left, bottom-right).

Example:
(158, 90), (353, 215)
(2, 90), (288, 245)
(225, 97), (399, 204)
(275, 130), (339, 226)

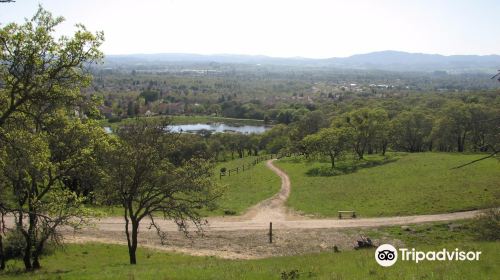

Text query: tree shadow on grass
(306, 156), (400, 177)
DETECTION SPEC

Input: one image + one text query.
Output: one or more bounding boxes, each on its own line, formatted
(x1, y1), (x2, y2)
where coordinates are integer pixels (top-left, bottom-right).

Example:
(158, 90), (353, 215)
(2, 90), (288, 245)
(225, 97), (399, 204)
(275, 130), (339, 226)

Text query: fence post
(269, 222), (273, 243)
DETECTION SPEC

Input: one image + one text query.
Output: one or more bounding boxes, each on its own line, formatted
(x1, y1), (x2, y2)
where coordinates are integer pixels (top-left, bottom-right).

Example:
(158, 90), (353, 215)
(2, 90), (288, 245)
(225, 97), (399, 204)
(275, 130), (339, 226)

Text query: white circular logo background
(375, 244), (398, 267)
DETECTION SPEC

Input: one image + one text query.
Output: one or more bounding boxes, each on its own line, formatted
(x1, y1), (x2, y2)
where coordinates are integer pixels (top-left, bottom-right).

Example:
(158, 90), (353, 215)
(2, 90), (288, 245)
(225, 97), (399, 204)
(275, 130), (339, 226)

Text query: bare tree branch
(491, 70), (500, 82)
(451, 149), (498, 169)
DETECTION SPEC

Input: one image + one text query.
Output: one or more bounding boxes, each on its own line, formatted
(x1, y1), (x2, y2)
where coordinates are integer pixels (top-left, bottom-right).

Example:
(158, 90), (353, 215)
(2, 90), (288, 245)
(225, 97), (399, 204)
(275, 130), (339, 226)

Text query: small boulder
(401, 225), (412, 231)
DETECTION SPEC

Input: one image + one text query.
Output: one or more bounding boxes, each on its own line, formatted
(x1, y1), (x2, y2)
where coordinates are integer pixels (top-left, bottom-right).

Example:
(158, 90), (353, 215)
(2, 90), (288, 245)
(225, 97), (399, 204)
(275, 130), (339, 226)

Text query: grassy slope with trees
(277, 153), (500, 217)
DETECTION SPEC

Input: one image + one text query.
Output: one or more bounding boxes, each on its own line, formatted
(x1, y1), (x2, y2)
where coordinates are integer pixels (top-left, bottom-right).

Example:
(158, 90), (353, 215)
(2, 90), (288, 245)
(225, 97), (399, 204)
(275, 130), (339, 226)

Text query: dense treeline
(185, 91), (500, 169)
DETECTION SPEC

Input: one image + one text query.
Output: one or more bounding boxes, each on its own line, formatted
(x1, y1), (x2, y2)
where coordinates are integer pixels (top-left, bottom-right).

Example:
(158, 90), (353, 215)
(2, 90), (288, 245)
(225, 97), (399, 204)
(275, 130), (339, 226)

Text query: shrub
(306, 166), (345, 177)
(3, 229), (55, 261)
(223, 209), (237, 215)
(3, 230), (25, 261)
(281, 269), (300, 280)
(472, 209), (500, 241)
(107, 116), (122, 123)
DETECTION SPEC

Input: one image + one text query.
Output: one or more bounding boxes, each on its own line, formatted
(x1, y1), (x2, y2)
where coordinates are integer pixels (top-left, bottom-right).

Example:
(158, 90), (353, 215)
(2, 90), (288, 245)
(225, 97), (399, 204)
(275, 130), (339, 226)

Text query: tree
(0, 185), (6, 270)
(100, 118), (220, 265)
(469, 104), (499, 152)
(276, 109), (297, 124)
(432, 102), (472, 152)
(247, 134), (261, 156)
(0, 116), (106, 270)
(391, 110), (433, 152)
(259, 124), (289, 154)
(207, 135), (225, 161)
(341, 108), (389, 159)
(0, 6), (104, 271)
(289, 110), (329, 153)
(0, 6), (104, 129)
(139, 90), (159, 104)
(453, 73), (500, 168)
(303, 127), (353, 168)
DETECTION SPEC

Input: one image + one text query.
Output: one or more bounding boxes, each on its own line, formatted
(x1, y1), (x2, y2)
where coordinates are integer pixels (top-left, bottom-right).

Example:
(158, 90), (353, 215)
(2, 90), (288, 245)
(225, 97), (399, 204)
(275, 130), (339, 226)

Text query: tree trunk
(457, 136), (464, 152)
(356, 148), (364, 160)
(23, 239), (32, 271)
(381, 141), (388, 155)
(0, 234), (5, 270)
(128, 222), (138, 265)
(32, 256), (41, 270)
(367, 145), (373, 154)
(32, 241), (45, 270)
(125, 215), (139, 265)
(355, 142), (365, 159)
(23, 212), (38, 271)
(329, 152), (335, 169)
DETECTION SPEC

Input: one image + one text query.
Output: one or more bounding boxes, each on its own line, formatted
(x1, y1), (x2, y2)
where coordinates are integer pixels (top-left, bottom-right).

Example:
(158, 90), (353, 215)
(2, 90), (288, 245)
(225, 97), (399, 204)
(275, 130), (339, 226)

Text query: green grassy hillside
(276, 153), (500, 217)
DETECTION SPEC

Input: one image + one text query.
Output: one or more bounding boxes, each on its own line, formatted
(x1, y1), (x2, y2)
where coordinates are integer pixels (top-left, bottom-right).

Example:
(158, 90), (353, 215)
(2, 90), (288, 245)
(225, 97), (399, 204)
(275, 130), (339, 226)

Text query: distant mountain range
(106, 50), (500, 73)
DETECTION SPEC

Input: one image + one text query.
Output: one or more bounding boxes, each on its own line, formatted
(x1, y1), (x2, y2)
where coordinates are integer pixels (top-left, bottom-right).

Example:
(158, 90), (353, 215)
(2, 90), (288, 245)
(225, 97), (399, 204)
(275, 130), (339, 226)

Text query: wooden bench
(338, 211), (356, 219)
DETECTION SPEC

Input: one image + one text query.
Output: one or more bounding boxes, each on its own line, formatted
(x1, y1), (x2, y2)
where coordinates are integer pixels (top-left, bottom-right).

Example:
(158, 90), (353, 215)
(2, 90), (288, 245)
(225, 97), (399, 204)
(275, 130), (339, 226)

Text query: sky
(1, 0), (500, 58)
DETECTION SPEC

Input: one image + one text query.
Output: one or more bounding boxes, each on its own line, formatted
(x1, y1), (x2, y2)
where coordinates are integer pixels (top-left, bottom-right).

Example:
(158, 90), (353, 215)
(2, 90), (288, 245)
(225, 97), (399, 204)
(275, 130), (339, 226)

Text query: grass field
(100, 115), (265, 130)
(276, 153), (500, 217)
(1, 241), (497, 279)
(357, 219), (481, 246)
(208, 156), (280, 216)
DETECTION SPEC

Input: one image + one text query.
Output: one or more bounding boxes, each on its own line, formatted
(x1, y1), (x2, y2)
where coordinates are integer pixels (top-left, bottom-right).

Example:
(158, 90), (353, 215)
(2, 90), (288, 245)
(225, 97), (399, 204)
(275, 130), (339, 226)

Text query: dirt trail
(232, 159), (303, 222)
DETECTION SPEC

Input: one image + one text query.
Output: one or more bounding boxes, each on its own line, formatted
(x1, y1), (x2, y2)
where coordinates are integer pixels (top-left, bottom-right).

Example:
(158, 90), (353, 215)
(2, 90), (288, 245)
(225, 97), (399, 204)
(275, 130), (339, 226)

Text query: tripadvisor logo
(375, 244), (398, 267)
(375, 244), (482, 267)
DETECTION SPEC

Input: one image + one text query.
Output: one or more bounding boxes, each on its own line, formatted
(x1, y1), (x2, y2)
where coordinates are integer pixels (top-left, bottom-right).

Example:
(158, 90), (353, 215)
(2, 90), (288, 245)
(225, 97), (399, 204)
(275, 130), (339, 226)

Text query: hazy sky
(1, 0), (500, 58)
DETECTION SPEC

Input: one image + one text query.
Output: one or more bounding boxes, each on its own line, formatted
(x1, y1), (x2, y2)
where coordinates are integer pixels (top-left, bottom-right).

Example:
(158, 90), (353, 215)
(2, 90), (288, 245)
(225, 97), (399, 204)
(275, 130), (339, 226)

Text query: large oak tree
(0, 6), (104, 270)
(101, 118), (221, 265)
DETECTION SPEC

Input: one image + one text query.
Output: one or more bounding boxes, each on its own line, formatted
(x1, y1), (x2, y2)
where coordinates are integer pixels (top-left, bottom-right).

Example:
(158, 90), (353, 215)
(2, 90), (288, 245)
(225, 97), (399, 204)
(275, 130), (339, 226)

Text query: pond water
(104, 123), (269, 134)
(169, 123), (269, 134)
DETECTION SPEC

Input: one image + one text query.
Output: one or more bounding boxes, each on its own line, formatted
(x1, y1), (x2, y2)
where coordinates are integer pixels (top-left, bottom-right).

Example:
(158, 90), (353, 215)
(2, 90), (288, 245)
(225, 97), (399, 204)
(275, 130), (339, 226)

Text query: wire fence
(219, 152), (302, 179)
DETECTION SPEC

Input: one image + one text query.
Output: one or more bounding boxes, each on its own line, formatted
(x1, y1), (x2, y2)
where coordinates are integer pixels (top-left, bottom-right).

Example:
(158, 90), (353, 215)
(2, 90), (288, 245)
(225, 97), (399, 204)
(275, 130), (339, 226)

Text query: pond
(169, 123), (269, 134)
(104, 123), (270, 134)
